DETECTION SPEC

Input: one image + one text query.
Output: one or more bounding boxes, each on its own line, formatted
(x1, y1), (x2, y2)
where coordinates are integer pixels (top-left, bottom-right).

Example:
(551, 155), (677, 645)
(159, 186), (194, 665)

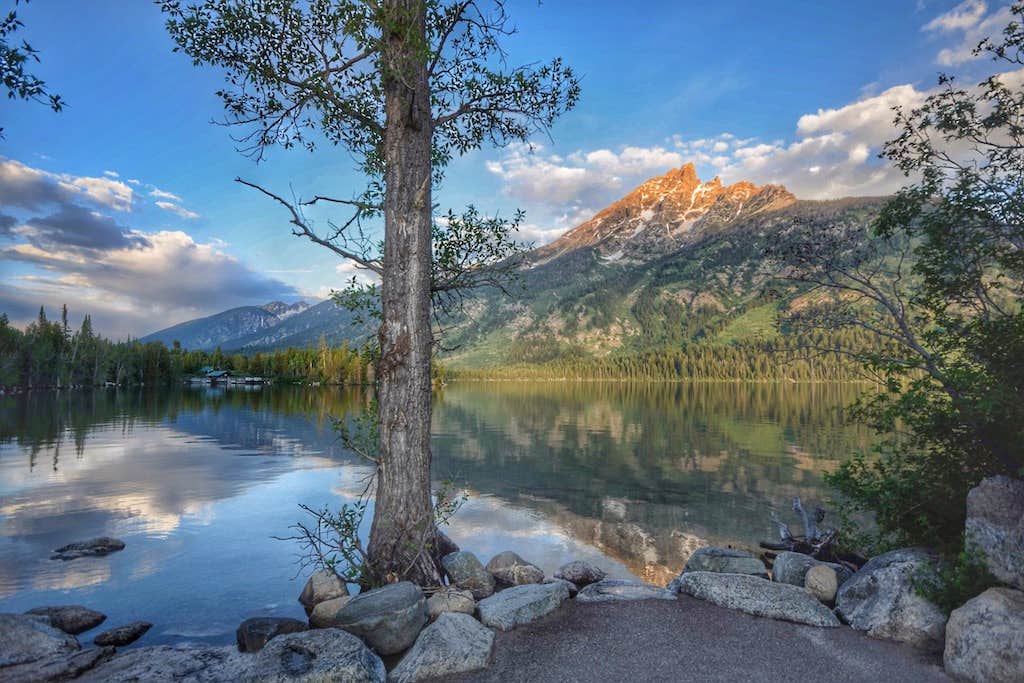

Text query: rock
(546, 578), (579, 597)
(771, 551), (853, 587)
(50, 537), (125, 561)
(944, 587), (1024, 683)
(0, 646), (114, 683)
(965, 475), (1024, 590)
(234, 618), (304, 653)
(94, 621), (152, 647)
(308, 596), (352, 629)
(434, 530), (460, 558)
(576, 579), (677, 603)
(835, 548), (947, 651)
(0, 614), (80, 668)
(253, 628), (385, 682)
(804, 565), (838, 603)
(389, 613), (494, 683)
(682, 546), (768, 579)
(426, 588), (475, 620)
(334, 581), (428, 655)
(554, 560), (605, 587)
(24, 606), (106, 635)
(298, 569), (349, 615)
(441, 552), (495, 599)
(485, 551), (544, 586)
(477, 581), (570, 632)
(75, 645), (255, 682)
(676, 572), (840, 627)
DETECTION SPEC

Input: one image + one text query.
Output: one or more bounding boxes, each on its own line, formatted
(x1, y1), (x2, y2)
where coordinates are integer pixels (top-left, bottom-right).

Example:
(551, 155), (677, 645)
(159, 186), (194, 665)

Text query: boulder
(298, 569), (349, 615)
(94, 621), (153, 648)
(252, 628), (385, 683)
(676, 572), (840, 627)
(75, 645), (255, 682)
(426, 588), (475, 620)
(485, 551), (544, 586)
(434, 531), (460, 558)
(234, 618), (304, 653)
(965, 475), (1024, 590)
(388, 613), (494, 683)
(554, 560), (605, 588)
(944, 587), (1024, 683)
(24, 606), (106, 635)
(804, 565), (838, 604)
(0, 646), (114, 683)
(441, 552), (495, 599)
(545, 578), (579, 597)
(0, 613), (80, 668)
(835, 548), (947, 651)
(682, 547), (768, 579)
(333, 581), (428, 655)
(50, 537), (125, 561)
(309, 596), (352, 629)
(771, 551), (853, 587)
(576, 579), (676, 603)
(477, 582), (570, 632)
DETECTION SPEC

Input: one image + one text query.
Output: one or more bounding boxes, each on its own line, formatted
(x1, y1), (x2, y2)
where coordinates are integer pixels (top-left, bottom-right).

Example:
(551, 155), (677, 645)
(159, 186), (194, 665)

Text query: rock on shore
(681, 547), (768, 579)
(333, 581), (428, 655)
(576, 579), (676, 603)
(253, 628), (385, 682)
(24, 606), (106, 635)
(0, 614), (80, 668)
(389, 612), (494, 682)
(477, 582), (570, 631)
(675, 572), (840, 627)
(944, 587), (1024, 683)
(485, 551), (544, 587)
(441, 552), (496, 599)
(771, 551), (853, 588)
(965, 475), (1024, 590)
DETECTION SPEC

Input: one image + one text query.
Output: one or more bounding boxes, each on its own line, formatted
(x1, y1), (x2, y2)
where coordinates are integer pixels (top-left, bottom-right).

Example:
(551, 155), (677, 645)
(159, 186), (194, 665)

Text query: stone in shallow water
(944, 587), (1024, 683)
(50, 537), (125, 561)
(485, 551), (545, 586)
(683, 546), (768, 579)
(298, 569), (349, 615)
(677, 572), (840, 627)
(477, 581), (570, 632)
(25, 606), (106, 635)
(389, 612), (494, 683)
(441, 552), (495, 599)
(333, 581), (427, 655)
(0, 613), (80, 668)
(94, 621), (153, 648)
(771, 551), (853, 587)
(252, 628), (385, 683)
(235, 618), (303, 653)
(554, 560), (606, 588)
(576, 579), (677, 603)
(426, 588), (475, 620)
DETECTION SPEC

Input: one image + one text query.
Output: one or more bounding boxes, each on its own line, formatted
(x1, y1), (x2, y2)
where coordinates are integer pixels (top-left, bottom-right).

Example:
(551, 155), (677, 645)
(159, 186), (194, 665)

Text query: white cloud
(150, 187), (183, 202)
(103, 170), (120, 178)
(0, 158), (134, 212)
(924, 1), (1013, 66)
(335, 259), (379, 285)
(155, 201), (200, 220)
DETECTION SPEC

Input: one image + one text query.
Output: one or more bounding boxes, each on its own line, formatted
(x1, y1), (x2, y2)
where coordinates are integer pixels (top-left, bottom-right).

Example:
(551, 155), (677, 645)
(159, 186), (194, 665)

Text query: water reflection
(0, 382), (870, 644)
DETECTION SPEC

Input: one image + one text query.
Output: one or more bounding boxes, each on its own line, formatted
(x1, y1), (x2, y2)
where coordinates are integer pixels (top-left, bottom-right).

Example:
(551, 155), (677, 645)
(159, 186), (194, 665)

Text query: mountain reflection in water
(0, 382), (871, 645)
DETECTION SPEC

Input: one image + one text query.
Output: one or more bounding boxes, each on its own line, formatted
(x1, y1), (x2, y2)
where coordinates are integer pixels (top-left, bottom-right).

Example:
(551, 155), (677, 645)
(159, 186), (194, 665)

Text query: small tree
(161, 0), (579, 584)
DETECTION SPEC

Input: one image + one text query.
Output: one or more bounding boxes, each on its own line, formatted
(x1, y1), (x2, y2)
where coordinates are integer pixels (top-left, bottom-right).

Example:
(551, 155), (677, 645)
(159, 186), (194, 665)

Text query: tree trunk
(367, 0), (441, 586)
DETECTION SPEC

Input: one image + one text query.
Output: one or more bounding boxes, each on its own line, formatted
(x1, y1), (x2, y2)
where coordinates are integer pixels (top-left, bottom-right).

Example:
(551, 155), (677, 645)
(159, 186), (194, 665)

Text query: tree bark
(367, 0), (441, 586)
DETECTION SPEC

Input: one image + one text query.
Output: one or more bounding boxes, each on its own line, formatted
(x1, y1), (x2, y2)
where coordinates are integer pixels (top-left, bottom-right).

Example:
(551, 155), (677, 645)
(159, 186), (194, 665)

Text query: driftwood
(760, 497), (839, 561)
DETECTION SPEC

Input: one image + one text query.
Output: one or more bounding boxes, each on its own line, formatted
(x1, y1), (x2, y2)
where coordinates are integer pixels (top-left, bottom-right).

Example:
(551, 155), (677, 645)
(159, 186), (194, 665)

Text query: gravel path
(445, 595), (950, 683)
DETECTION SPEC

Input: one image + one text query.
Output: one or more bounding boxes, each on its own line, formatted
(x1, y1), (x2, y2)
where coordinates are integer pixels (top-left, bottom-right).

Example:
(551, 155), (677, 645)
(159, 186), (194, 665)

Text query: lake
(0, 381), (872, 646)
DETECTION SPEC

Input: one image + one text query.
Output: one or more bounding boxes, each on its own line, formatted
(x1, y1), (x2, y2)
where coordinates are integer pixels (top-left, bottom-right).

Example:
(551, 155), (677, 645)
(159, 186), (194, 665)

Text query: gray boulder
(235, 618), (304, 653)
(0, 646), (114, 683)
(485, 551), (544, 586)
(75, 645), (254, 682)
(771, 551), (853, 587)
(944, 587), (1024, 683)
(0, 613), (80, 668)
(426, 588), (475, 620)
(554, 560), (605, 587)
(298, 569), (349, 615)
(576, 579), (676, 603)
(477, 581), (569, 632)
(835, 548), (947, 651)
(95, 621), (153, 647)
(309, 596), (352, 629)
(252, 628), (385, 682)
(545, 578), (579, 597)
(804, 565), (838, 604)
(334, 581), (427, 655)
(388, 613), (494, 683)
(965, 475), (1024, 590)
(441, 552), (495, 599)
(676, 572), (840, 627)
(683, 547), (768, 579)
(24, 606), (106, 635)
(50, 537), (124, 561)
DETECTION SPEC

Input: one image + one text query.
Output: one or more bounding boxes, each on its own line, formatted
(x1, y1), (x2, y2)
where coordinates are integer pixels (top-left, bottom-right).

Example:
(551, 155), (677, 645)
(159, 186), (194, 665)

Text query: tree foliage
(0, 0), (63, 137)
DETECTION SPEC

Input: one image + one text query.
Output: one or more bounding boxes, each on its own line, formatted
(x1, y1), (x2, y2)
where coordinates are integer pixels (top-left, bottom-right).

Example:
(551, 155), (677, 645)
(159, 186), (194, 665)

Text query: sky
(0, 0), (1015, 338)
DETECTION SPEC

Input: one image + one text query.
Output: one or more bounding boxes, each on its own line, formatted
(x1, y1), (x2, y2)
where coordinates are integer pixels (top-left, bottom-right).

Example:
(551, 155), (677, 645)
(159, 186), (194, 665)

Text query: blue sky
(0, 0), (1014, 337)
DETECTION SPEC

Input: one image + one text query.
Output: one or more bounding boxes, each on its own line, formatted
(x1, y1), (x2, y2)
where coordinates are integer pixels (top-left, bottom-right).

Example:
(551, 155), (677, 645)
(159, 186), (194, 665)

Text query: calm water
(0, 382), (872, 646)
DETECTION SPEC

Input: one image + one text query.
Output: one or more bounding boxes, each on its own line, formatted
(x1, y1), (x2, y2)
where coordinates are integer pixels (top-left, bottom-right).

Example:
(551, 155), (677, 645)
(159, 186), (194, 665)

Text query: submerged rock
(309, 596), (352, 629)
(334, 581), (428, 655)
(389, 612), (494, 683)
(75, 644), (254, 682)
(683, 547), (768, 579)
(234, 618), (304, 653)
(0, 613), (80, 668)
(298, 569), (349, 616)
(486, 551), (544, 587)
(441, 552), (496, 599)
(676, 572), (840, 627)
(835, 548), (947, 651)
(944, 587), (1024, 683)
(965, 475), (1024, 591)
(253, 628), (385, 682)
(426, 588), (475, 620)
(25, 606), (106, 635)
(94, 621), (152, 648)
(771, 551), (853, 588)
(50, 537), (125, 561)
(477, 581), (570, 632)
(554, 560), (605, 588)
(576, 579), (676, 603)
